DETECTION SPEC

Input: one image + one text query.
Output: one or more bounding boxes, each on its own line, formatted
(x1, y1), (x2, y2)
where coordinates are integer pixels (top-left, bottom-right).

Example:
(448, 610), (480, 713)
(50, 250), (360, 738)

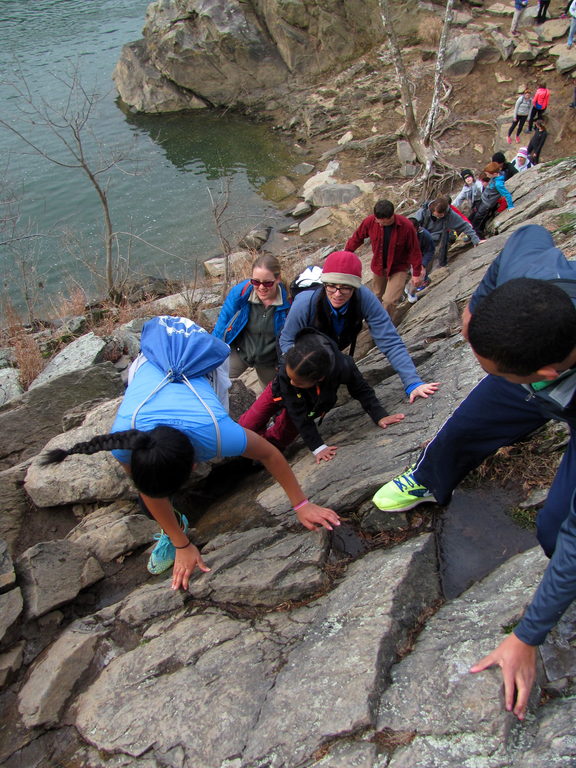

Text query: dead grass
(462, 425), (566, 496)
(1, 300), (46, 389)
(417, 15), (442, 47)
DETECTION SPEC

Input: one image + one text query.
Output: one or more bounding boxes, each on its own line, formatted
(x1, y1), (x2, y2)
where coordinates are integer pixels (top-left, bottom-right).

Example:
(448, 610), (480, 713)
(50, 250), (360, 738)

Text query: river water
(0, 0), (296, 316)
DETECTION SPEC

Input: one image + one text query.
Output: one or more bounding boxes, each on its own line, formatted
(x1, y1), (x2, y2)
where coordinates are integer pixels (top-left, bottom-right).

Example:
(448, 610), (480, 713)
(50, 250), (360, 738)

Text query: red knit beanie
(321, 250), (362, 289)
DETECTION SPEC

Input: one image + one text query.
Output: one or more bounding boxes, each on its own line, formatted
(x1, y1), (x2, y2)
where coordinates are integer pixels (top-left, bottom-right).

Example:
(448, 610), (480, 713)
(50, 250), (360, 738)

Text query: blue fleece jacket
(470, 225), (576, 646)
(279, 285), (424, 395)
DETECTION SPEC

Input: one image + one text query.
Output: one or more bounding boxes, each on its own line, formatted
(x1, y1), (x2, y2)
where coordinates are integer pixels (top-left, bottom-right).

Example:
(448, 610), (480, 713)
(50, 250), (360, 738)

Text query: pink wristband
(293, 499), (310, 512)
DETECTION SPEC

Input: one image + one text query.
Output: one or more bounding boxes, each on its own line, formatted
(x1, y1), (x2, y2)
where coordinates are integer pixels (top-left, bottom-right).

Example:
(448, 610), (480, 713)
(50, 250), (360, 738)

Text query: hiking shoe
(515, 135), (521, 142)
(147, 512), (189, 575)
(373, 466), (435, 512)
(506, 135), (512, 144)
(416, 277), (431, 292)
(404, 285), (418, 304)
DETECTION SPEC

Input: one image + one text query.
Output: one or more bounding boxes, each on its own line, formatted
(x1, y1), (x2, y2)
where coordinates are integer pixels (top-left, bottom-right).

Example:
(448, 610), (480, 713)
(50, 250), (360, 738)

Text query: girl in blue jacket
(213, 254), (291, 388)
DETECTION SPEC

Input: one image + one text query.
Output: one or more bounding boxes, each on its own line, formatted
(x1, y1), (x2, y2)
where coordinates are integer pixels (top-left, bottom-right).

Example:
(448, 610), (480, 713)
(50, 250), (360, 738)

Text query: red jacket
(533, 88), (550, 111)
(345, 214), (422, 278)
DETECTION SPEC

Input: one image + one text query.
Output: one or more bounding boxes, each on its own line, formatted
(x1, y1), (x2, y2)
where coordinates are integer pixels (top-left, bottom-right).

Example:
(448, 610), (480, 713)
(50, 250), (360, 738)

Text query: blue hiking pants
(413, 374), (576, 557)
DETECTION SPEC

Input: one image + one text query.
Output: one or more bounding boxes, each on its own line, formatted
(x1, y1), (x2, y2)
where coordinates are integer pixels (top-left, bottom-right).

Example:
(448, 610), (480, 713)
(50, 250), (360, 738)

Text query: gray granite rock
(0, 368), (23, 406)
(0, 587), (23, 643)
(0, 539), (16, 590)
(29, 333), (107, 389)
(16, 540), (104, 618)
(0, 363), (123, 470)
(0, 641), (25, 688)
(299, 207), (333, 235)
(18, 622), (105, 727)
(66, 500), (157, 562)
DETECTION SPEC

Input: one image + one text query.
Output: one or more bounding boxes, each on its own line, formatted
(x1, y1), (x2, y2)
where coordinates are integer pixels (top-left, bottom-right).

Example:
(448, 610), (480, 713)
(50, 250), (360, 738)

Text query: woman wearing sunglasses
(213, 254), (291, 389)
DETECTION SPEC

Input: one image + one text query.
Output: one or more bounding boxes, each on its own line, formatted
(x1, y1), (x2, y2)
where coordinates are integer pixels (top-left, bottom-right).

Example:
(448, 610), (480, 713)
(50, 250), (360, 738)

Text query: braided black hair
(285, 334), (330, 384)
(40, 426), (195, 498)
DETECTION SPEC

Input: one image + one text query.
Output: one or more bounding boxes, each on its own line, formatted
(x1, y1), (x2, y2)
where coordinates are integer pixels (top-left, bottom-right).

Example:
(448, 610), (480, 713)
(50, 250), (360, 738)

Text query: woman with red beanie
(279, 250), (438, 401)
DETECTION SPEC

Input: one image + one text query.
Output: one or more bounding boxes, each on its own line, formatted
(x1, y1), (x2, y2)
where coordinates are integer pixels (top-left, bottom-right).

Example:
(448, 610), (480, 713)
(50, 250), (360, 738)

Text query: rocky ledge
(1, 157), (576, 767)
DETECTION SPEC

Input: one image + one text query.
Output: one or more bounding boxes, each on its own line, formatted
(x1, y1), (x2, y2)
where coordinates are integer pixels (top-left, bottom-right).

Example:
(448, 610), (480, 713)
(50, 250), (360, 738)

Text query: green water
(0, 0), (296, 317)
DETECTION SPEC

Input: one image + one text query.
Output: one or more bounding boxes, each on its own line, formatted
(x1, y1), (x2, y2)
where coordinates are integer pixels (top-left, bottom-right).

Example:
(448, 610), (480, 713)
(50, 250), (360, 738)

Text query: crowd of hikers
(40, 145), (576, 724)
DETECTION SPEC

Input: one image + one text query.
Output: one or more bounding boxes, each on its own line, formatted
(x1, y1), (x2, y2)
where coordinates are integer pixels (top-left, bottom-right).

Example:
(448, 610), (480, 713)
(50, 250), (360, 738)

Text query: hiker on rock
(212, 254), (291, 390)
(344, 199), (424, 319)
(239, 328), (405, 460)
(412, 196), (481, 270)
(40, 316), (340, 589)
(372, 224), (576, 719)
(279, 250), (439, 403)
(469, 162), (514, 238)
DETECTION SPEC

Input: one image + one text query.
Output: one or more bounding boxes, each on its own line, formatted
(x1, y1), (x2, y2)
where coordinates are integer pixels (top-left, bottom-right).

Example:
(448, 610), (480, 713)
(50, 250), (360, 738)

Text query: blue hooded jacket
(470, 226), (576, 646)
(212, 280), (291, 345)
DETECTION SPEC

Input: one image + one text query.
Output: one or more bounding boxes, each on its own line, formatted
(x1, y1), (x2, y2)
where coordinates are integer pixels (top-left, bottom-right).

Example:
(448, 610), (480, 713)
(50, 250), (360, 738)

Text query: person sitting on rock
(278, 250), (439, 403)
(412, 196), (481, 270)
(238, 328), (405, 461)
(40, 316), (340, 589)
(212, 254), (291, 390)
(371, 224), (576, 720)
(469, 162), (514, 238)
(511, 147), (533, 173)
(343, 199), (425, 320)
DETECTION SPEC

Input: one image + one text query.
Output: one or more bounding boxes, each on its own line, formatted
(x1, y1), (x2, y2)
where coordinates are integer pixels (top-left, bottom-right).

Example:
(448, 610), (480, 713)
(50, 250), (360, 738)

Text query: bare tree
(378, 0), (455, 183)
(0, 65), (137, 300)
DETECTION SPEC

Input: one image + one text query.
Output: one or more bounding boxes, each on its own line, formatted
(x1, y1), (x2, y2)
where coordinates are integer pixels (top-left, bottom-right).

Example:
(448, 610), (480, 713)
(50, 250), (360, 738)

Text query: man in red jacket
(345, 199), (424, 318)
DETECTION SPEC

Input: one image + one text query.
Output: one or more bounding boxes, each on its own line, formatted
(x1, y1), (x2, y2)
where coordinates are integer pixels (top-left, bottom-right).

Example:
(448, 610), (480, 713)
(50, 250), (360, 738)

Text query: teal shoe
(147, 512), (189, 575)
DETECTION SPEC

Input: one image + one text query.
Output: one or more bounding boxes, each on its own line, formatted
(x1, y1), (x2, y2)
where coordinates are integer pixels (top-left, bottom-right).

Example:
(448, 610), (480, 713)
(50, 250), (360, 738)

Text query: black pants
(528, 106), (546, 131)
(508, 114), (527, 137)
(536, 0), (550, 22)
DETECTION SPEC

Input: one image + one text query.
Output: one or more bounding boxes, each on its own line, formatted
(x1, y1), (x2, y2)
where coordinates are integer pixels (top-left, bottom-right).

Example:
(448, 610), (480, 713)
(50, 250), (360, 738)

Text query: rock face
(2, 160), (576, 767)
(114, 0), (384, 111)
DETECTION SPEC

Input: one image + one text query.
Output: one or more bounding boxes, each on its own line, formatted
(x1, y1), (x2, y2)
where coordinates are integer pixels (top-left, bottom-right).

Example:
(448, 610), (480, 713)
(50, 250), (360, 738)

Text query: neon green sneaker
(373, 465), (435, 512)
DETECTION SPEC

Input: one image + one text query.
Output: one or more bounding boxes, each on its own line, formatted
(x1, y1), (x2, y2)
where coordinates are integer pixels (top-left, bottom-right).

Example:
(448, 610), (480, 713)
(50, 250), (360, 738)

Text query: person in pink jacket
(527, 83), (550, 132)
(344, 199), (424, 320)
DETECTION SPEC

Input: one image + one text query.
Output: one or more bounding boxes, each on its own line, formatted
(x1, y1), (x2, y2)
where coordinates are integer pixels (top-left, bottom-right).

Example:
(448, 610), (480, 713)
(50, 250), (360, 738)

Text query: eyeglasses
(250, 278), (276, 288)
(324, 283), (354, 295)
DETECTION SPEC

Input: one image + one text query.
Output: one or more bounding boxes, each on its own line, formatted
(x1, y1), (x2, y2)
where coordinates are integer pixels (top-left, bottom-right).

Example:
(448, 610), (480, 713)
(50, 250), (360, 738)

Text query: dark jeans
(412, 374), (576, 557)
(528, 105), (546, 131)
(536, 0), (550, 22)
(508, 114), (528, 137)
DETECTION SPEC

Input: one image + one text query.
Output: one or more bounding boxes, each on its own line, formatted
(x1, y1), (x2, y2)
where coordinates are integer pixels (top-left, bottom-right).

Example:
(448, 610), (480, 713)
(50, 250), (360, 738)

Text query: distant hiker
(511, 0), (528, 34)
(507, 89), (532, 143)
(372, 224), (576, 721)
(239, 328), (405, 461)
(212, 254), (290, 390)
(567, 0), (576, 47)
(279, 250), (439, 402)
(452, 169), (484, 217)
(492, 151), (518, 181)
(40, 316), (340, 589)
(412, 196), (481, 269)
(469, 162), (514, 238)
(527, 119), (548, 164)
(536, 0), (550, 23)
(527, 83), (550, 131)
(511, 147), (533, 173)
(344, 199), (424, 319)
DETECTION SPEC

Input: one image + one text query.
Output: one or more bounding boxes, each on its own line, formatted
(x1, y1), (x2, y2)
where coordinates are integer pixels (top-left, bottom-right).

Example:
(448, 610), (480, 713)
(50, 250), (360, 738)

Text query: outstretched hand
(378, 413), (405, 428)
(296, 501), (341, 531)
(469, 633), (537, 720)
(315, 445), (338, 463)
(409, 382), (440, 403)
(171, 543), (211, 591)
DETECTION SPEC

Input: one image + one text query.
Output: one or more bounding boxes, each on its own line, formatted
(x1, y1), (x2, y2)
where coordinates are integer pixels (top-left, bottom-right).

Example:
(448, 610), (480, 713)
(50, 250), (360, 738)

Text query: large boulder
(445, 34), (500, 76)
(0, 363), (123, 470)
(115, 0), (384, 112)
(16, 540), (104, 619)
